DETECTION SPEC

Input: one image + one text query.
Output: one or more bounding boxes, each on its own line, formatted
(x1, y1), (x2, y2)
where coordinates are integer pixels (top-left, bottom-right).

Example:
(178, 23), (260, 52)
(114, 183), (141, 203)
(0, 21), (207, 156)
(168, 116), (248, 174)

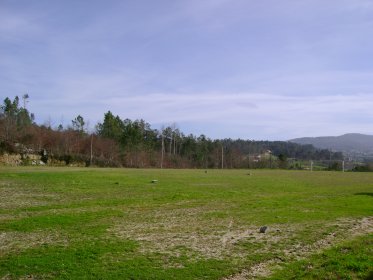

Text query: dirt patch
(0, 230), (69, 255)
(1, 273), (54, 280)
(0, 213), (16, 222)
(109, 207), (294, 260)
(109, 206), (228, 258)
(0, 186), (59, 209)
(223, 216), (373, 280)
(221, 226), (286, 249)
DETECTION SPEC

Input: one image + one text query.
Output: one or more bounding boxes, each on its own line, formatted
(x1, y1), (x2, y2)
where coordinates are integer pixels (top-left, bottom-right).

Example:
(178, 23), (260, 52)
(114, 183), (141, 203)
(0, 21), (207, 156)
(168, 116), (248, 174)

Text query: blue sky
(1, 0), (373, 140)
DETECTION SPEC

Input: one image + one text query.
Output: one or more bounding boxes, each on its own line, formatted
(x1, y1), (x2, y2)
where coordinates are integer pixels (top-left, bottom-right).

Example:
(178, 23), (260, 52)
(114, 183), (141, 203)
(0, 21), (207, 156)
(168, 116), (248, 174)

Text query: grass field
(0, 167), (372, 279)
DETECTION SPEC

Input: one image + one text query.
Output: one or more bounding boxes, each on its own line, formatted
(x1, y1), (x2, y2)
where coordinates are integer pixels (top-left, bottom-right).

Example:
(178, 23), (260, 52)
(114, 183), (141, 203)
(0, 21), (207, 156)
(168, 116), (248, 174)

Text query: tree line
(0, 95), (343, 168)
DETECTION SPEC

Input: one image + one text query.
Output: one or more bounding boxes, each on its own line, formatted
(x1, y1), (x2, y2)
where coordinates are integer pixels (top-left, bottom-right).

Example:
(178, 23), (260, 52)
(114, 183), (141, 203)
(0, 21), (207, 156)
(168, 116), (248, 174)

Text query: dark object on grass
(259, 226), (267, 233)
(151, 180), (158, 183)
(205, 170), (207, 173)
(114, 182), (119, 185)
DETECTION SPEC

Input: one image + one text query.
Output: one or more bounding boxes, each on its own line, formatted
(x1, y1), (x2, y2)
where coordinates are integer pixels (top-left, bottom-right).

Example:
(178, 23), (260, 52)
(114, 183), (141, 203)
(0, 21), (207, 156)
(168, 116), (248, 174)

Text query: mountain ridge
(289, 133), (373, 159)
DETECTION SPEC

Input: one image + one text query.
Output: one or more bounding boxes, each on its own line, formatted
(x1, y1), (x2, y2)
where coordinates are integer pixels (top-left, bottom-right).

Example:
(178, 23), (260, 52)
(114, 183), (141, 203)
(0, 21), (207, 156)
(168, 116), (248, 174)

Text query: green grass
(0, 167), (372, 279)
(267, 234), (373, 280)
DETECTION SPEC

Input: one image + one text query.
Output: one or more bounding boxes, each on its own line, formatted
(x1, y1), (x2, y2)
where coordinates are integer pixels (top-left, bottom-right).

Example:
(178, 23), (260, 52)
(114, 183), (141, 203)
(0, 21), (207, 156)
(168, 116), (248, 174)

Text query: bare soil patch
(0, 230), (69, 255)
(0, 185), (59, 209)
(110, 206), (299, 260)
(223, 216), (373, 280)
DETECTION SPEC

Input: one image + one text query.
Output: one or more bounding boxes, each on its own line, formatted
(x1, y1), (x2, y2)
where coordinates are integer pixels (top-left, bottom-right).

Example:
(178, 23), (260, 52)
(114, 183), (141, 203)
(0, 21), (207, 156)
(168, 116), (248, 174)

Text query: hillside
(1, 95), (344, 168)
(289, 133), (373, 159)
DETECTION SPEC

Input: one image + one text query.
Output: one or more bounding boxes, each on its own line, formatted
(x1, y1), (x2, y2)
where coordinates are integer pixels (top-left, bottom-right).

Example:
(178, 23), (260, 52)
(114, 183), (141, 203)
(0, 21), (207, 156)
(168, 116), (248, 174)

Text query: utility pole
(342, 160), (345, 172)
(169, 130), (172, 156)
(329, 149), (332, 169)
(90, 134), (93, 166)
(269, 151), (272, 168)
(221, 145), (224, 169)
(161, 133), (164, 169)
(310, 160), (313, 171)
(173, 131), (176, 155)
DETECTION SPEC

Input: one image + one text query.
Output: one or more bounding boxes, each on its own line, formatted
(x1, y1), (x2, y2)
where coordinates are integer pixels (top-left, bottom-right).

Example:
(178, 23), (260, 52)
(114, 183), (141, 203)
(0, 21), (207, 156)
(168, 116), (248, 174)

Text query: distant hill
(289, 133), (373, 159)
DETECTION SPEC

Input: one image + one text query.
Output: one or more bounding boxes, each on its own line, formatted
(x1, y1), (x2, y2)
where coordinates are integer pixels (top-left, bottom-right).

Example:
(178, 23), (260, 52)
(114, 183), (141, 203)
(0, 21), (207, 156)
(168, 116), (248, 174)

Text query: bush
(0, 141), (16, 154)
(352, 164), (373, 172)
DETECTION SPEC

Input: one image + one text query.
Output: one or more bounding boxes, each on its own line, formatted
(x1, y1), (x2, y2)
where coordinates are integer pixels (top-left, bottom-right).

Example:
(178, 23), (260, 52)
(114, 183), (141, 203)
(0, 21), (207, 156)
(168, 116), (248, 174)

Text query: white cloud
(2, 1), (373, 140)
(29, 87), (373, 139)
(101, 91), (373, 139)
(0, 9), (43, 42)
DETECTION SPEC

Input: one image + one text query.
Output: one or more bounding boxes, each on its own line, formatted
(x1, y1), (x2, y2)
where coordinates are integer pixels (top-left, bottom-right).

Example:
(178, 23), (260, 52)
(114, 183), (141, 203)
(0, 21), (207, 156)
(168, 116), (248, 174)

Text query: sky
(1, 0), (373, 140)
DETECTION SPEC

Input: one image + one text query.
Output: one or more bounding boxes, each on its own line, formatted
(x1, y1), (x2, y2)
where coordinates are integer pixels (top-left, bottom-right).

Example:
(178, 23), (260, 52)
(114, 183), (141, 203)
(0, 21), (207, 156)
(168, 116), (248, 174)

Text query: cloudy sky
(1, 0), (373, 140)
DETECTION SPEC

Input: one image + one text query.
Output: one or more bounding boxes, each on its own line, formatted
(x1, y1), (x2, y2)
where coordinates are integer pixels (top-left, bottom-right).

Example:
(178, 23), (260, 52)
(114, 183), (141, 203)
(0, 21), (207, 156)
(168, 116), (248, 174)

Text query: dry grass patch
(0, 230), (69, 255)
(109, 205), (300, 260)
(110, 206), (230, 258)
(223, 216), (373, 280)
(0, 186), (59, 209)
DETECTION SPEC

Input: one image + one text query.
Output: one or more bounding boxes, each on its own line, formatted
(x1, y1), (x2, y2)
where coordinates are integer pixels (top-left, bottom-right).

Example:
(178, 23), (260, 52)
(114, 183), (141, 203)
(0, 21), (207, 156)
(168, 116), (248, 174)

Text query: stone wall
(0, 153), (45, 166)
(0, 153), (87, 167)
(0, 153), (23, 166)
